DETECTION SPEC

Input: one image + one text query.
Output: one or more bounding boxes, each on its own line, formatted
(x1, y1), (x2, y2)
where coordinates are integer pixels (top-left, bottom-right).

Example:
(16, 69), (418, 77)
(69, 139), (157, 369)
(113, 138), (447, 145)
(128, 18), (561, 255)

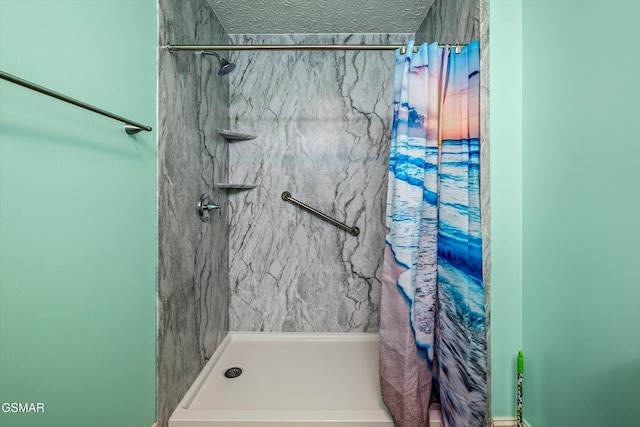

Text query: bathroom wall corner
(157, 0), (230, 426)
(415, 0), (479, 45)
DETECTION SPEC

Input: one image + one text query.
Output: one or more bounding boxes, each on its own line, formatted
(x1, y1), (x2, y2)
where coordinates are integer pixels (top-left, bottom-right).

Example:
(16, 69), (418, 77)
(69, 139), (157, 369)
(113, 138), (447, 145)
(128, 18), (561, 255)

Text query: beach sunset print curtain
(379, 40), (486, 427)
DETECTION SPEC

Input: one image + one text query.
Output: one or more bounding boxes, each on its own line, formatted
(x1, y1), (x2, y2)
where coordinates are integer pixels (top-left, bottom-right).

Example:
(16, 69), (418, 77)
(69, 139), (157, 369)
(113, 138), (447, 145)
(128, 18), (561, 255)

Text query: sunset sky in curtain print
(402, 42), (481, 142)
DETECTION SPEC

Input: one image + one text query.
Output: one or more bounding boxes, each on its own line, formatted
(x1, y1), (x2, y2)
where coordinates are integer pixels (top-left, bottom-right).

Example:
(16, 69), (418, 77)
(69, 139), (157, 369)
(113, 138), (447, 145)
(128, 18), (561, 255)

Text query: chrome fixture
(197, 193), (221, 222)
(0, 70), (152, 134)
(281, 191), (359, 236)
(167, 43), (467, 52)
(202, 51), (236, 76)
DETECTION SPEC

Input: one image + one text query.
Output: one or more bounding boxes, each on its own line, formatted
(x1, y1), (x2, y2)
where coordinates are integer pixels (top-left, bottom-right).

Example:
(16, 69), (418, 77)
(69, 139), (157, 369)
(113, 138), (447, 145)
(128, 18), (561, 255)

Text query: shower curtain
(379, 41), (485, 427)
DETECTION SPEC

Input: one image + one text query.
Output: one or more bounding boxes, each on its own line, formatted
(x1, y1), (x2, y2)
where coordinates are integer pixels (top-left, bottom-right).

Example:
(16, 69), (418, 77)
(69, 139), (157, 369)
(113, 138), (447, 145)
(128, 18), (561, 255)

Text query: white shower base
(169, 332), (442, 427)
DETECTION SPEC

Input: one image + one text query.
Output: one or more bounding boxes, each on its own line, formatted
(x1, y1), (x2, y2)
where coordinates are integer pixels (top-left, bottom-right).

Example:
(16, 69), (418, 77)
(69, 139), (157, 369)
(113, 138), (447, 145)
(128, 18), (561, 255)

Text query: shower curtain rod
(166, 43), (466, 52)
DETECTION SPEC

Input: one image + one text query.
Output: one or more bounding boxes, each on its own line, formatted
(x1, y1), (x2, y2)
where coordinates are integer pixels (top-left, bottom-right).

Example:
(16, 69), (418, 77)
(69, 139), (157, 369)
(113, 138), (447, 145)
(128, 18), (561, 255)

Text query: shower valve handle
(197, 193), (221, 222)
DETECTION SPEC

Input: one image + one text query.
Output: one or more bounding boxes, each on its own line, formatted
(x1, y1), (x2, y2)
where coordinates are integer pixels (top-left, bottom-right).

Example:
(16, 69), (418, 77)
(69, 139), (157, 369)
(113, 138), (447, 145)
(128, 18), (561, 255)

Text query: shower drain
(224, 367), (243, 379)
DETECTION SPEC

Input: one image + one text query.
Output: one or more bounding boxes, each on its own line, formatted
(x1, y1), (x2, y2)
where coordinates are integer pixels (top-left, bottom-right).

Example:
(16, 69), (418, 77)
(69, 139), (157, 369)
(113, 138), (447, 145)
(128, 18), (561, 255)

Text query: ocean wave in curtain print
(380, 41), (486, 427)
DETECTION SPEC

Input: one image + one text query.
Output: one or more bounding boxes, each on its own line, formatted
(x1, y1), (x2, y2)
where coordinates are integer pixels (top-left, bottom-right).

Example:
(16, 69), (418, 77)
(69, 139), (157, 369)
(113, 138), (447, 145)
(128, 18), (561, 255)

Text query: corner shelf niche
(216, 129), (258, 191)
(217, 129), (256, 141)
(216, 183), (258, 190)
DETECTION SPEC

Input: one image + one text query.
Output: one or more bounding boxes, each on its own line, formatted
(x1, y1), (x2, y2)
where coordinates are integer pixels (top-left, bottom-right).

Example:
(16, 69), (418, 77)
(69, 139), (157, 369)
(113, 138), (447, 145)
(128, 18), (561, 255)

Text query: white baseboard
(158, 415), (526, 426)
(157, 417), (522, 426)
(492, 418), (530, 427)
(157, 416), (526, 426)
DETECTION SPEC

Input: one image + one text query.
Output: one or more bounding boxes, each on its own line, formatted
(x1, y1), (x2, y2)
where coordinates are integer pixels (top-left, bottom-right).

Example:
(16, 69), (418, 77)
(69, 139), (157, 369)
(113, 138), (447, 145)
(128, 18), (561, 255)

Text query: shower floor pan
(169, 332), (395, 427)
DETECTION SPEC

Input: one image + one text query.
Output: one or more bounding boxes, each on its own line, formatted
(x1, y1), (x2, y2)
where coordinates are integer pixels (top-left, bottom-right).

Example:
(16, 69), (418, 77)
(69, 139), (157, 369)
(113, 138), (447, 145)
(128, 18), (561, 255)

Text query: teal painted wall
(490, 0), (524, 418)
(522, 1), (640, 425)
(0, 1), (157, 426)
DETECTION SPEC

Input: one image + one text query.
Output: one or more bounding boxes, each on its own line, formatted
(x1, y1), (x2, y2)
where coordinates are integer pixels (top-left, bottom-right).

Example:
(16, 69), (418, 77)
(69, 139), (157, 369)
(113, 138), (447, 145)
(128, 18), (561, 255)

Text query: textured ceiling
(205, 0), (433, 34)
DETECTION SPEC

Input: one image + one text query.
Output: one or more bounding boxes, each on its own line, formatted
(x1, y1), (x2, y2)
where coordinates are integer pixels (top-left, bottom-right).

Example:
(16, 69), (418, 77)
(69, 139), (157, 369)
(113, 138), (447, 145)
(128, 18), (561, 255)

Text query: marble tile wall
(157, 1), (230, 426)
(416, 0), (480, 44)
(227, 34), (412, 332)
(479, 1), (491, 423)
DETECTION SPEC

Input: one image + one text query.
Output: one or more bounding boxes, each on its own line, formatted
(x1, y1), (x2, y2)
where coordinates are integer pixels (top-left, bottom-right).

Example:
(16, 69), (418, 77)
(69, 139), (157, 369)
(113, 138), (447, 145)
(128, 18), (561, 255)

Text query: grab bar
(0, 70), (152, 135)
(281, 191), (360, 236)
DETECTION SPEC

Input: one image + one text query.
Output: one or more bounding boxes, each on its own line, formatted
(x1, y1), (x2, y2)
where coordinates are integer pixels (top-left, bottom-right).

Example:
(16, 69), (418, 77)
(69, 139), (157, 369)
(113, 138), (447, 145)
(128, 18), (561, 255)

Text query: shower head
(202, 51), (236, 76)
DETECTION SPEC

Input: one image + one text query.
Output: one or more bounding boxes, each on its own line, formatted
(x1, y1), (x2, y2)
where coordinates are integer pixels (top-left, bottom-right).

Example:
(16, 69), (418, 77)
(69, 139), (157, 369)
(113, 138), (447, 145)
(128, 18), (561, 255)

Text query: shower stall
(157, 1), (489, 426)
